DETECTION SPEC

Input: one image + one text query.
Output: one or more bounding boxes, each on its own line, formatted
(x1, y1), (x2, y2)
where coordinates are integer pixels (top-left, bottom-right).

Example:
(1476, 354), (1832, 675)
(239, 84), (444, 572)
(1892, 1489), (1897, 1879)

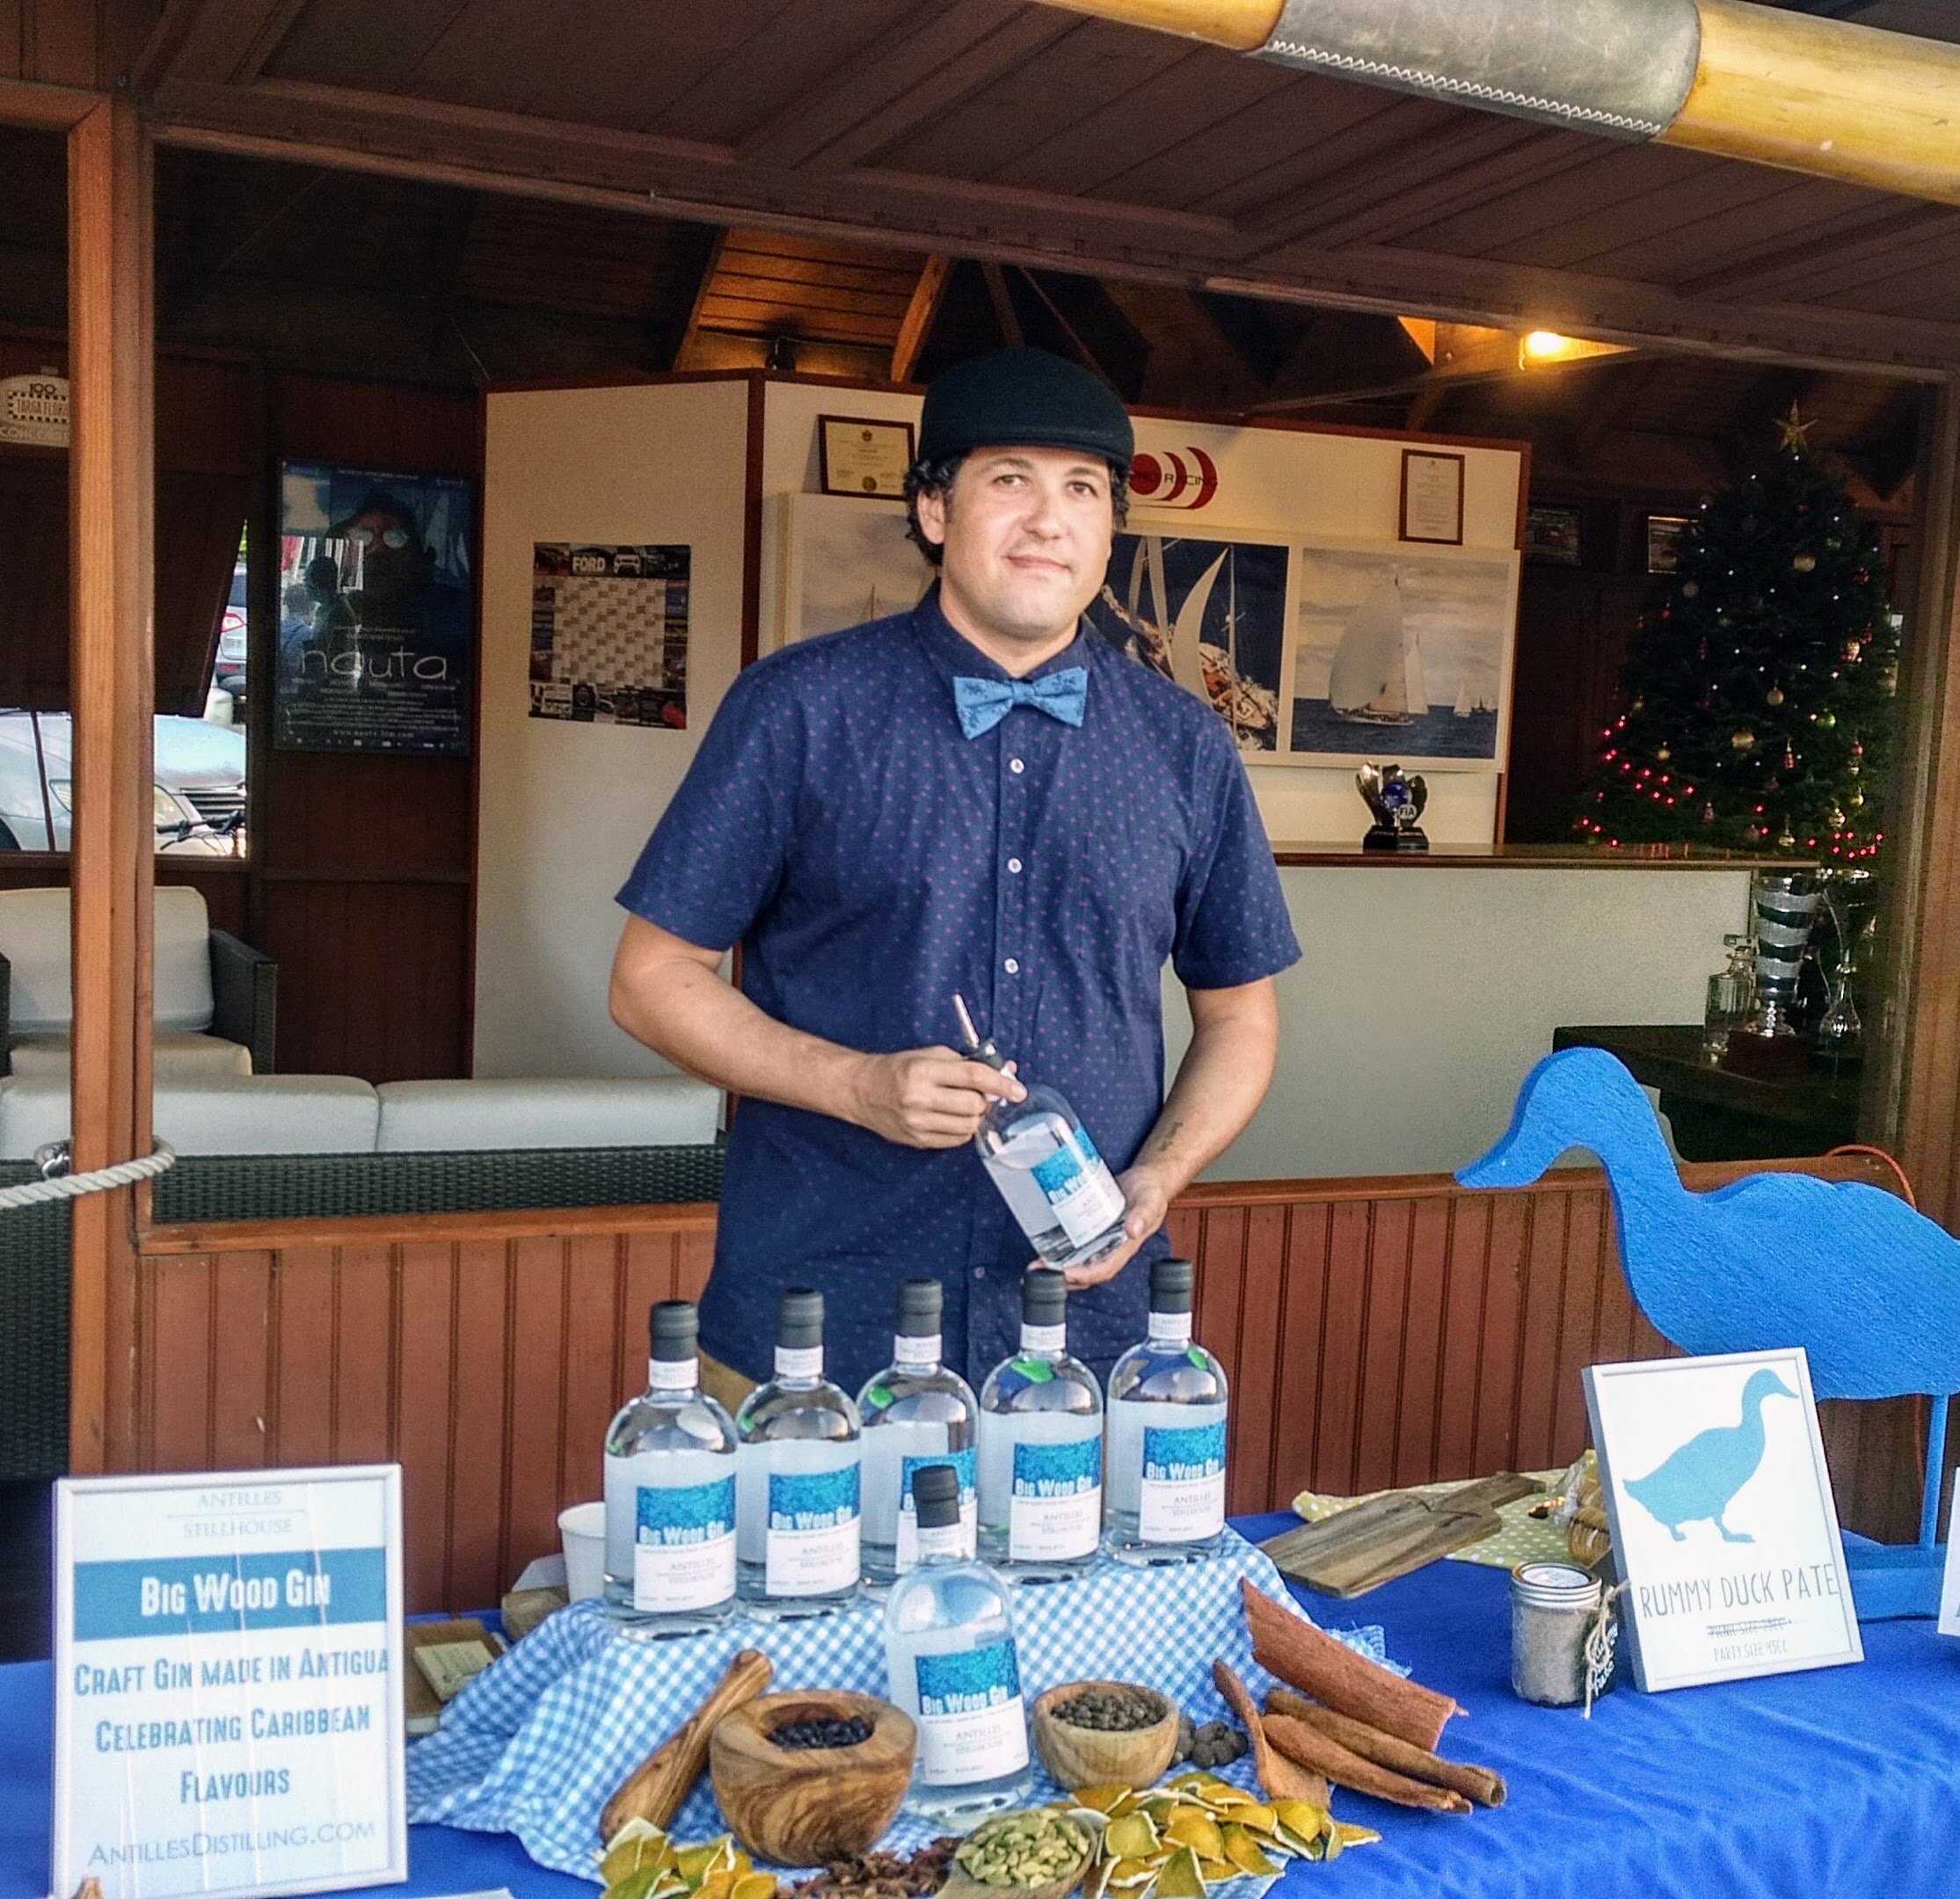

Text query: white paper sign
(0, 370), (68, 447)
(54, 1465), (407, 1899)
(1585, 1349), (1862, 1692)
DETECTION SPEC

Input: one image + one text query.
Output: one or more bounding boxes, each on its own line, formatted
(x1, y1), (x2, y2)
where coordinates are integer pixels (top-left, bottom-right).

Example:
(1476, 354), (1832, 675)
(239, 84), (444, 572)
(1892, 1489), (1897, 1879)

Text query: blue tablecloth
(11, 1512), (1960, 1899)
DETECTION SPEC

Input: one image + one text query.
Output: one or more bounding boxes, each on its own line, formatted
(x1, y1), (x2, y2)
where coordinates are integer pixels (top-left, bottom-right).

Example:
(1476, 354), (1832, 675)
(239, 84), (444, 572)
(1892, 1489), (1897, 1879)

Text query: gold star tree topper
(1776, 402), (1817, 452)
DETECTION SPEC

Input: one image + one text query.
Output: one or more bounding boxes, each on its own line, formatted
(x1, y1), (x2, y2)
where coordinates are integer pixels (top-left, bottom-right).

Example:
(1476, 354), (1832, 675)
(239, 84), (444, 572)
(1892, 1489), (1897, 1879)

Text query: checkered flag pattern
(406, 1530), (1399, 1883)
(546, 574), (669, 688)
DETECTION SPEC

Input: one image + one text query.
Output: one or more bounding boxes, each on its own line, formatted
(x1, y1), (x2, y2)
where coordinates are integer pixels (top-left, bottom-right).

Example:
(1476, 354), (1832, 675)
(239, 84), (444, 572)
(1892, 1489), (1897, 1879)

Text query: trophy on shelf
(1812, 867), (1878, 1075)
(1725, 869), (1821, 1080)
(1357, 762), (1429, 853)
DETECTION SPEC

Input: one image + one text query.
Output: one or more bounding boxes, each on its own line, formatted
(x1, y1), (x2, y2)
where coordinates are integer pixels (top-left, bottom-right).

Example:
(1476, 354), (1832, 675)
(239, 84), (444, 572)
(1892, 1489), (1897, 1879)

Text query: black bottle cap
(650, 1299), (697, 1361)
(1151, 1257), (1195, 1315)
(777, 1285), (824, 1350)
(1024, 1268), (1067, 1327)
(896, 1277), (943, 1336)
(951, 993), (1008, 1072)
(912, 1462), (961, 1530)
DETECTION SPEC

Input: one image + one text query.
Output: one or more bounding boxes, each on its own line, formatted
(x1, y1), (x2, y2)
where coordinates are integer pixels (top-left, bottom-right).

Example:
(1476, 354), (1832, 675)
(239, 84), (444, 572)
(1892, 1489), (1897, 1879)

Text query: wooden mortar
(710, 1690), (915, 1866)
(1031, 1680), (1179, 1791)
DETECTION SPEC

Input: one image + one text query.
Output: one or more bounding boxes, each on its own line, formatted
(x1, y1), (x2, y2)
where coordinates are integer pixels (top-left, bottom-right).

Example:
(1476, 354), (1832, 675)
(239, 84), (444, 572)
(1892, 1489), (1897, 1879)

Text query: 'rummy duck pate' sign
(1585, 1349), (1862, 1692)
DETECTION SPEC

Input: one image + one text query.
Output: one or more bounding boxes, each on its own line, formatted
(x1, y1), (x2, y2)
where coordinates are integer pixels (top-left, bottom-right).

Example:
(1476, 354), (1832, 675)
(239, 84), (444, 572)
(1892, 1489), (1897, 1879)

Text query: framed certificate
(818, 415), (916, 499)
(1399, 448), (1466, 546)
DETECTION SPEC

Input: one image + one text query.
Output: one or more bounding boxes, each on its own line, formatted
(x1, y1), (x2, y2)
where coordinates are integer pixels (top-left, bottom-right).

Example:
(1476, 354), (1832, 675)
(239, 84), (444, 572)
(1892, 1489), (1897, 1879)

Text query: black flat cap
(917, 346), (1133, 469)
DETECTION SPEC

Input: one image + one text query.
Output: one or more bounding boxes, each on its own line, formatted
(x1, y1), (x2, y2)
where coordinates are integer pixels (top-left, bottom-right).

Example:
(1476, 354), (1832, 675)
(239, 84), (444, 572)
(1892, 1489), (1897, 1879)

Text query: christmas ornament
(1681, 581), (1700, 599)
(1656, 746), (1672, 761)
(1817, 710), (1837, 730)
(1843, 641), (1862, 663)
(1765, 686), (1785, 707)
(1828, 806), (1847, 827)
(1849, 789), (1865, 811)
(1743, 825), (1762, 844)
(1703, 803), (1717, 825)
(1777, 826), (1796, 848)
(1792, 552), (1818, 574)
(1774, 403), (1817, 452)
(1731, 730), (1756, 752)
(1782, 746), (1796, 771)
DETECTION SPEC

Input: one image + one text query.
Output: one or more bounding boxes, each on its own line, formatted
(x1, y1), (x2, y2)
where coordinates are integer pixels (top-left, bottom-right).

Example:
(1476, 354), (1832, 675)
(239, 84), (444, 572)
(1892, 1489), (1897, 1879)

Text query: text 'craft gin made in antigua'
(954, 993), (1127, 1274)
(602, 1299), (739, 1629)
(977, 1269), (1104, 1575)
(884, 1463), (1031, 1823)
(857, 1276), (980, 1590)
(1105, 1256), (1228, 1563)
(734, 1287), (862, 1612)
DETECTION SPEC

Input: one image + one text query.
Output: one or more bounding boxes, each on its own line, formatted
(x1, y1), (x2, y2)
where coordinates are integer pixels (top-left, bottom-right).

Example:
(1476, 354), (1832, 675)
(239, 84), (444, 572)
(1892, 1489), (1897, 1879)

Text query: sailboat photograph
(1290, 543), (1518, 764)
(1084, 531), (1287, 752)
(785, 495), (933, 646)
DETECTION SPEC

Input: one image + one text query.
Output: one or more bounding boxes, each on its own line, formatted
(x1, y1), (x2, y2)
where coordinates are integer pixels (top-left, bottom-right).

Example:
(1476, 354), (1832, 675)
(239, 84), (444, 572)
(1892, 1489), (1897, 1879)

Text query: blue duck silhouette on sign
(1458, 1047), (1960, 1614)
(1624, 1368), (1799, 1544)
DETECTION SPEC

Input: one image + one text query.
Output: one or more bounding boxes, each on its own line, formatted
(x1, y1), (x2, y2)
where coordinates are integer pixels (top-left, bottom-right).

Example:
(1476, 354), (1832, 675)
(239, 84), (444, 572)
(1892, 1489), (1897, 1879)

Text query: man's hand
(1059, 1163), (1171, 1288)
(850, 1046), (1026, 1149)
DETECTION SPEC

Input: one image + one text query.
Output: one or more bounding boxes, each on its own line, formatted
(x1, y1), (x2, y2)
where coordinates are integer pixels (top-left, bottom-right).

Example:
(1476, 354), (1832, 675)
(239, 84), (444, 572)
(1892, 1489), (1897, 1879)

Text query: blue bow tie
(951, 667), (1089, 739)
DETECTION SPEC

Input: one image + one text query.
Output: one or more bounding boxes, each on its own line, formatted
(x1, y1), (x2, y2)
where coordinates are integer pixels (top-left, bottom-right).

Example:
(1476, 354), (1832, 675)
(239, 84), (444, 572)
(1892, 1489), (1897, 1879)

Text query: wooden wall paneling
(1512, 1188), (1571, 1470)
(332, 1242), (395, 1465)
(1548, 1187), (1607, 1463)
(502, 1236), (571, 1594)
(1390, 1196), (1449, 1488)
(267, 1241), (334, 1466)
(561, 1233), (623, 1510)
(395, 1239), (459, 1611)
(1312, 1200), (1370, 1494)
(1432, 1195), (1487, 1481)
(1267, 1201), (1329, 1507)
(616, 1229), (679, 1399)
(675, 1223), (715, 1303)
(1225, 1203), (1287, 1517)
(1469, 1191), (1529, 1474)
(1191, 1203), (1244, 1380)
(446, 1236), (512, 1612)
(208, 1248), (272, 1468)
(1352, 1197), (1410, 1495)
(142, 1255), (213, 1470)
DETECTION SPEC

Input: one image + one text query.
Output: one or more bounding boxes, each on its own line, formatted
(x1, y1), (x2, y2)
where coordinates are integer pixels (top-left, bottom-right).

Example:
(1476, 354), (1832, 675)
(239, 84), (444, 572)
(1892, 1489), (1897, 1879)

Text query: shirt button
(974, 1267), (987, 1280)
(1008, 857), (1023, 874)
(1003, 957), (1020, 974)
(1009, 758), (1025, 775)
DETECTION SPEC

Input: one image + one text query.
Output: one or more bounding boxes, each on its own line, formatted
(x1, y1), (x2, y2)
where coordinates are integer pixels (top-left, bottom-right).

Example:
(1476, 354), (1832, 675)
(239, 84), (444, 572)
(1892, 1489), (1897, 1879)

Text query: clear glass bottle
(954, 993), (1127, 1274)
(602, 1299), (738, 1629)
(1104, 1257), (1228, 1563)
(976, 1268), (1104, 1575)
(884, 1464), (1031, 1823)
(1702, 934), (1757, 1063)
(858, 1277), (980, 1590)
(734, 1287), (862, 1613)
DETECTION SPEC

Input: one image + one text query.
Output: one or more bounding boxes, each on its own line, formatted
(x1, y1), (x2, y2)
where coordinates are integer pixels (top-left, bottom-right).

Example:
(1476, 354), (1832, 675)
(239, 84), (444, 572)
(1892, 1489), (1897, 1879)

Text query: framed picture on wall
(1646, 513), (1693, 574)
(273, 459), (474, 755)
(773, 493), (934, 651)
(1399, 448), (1465, 545)
(817, 415), (914, 498)
(1525, 504), (1583, 566)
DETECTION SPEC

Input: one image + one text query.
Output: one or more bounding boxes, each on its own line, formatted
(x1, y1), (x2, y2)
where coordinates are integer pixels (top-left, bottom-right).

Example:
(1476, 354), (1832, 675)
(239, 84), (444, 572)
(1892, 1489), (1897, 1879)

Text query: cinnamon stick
(601, 1647), (773, 1838)
(1241, 1578), (1461, 1751)
(1211, 1659), (1330, 1809)
(1265, 1690), (1506, 1808)
(1262, 1713), (1472, 1815)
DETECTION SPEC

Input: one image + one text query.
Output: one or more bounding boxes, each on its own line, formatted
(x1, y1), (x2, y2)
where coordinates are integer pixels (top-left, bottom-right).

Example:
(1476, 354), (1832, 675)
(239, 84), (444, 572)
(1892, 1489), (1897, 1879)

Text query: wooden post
(67, 90), (156, 1474)
(1875, 381), (1960, 1232)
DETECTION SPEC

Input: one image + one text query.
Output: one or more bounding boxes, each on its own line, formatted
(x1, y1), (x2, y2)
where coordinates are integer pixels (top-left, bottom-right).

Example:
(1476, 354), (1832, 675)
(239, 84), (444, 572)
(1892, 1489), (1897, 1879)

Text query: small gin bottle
(602, 1299), (738, 1628)
(1105, 1257), (1228, 1563)
(734, 1286), (862, 1612)
(884, 1464), (1031, 1823)
(858, 1277), (980, 1590)
(976, 1268), (1104, 1575)
(954, 994), (1127, 1275)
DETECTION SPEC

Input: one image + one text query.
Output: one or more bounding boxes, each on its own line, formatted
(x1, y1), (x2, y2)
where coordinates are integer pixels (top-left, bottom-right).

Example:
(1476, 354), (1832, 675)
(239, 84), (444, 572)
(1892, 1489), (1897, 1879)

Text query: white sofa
(0, 1071), (720, 1160)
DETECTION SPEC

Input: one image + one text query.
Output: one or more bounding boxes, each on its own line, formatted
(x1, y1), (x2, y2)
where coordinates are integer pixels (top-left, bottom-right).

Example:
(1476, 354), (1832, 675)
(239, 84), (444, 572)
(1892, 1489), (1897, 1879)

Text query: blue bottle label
(914, 1639), (1028, 1787)
(765, 1465), (861, 1597)
(1009, 1436), (1101, 1561)
(900, 1447), (978, 1512)
(1140, 1420), (1227, 1544)
(634, 1477), (735, 1612)
(1029, 1127), (1124, 1249)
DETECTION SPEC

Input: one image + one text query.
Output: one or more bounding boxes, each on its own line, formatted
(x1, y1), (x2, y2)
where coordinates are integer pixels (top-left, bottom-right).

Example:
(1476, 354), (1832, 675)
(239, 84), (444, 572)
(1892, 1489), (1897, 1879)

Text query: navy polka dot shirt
(616, 585), (1301, 1395)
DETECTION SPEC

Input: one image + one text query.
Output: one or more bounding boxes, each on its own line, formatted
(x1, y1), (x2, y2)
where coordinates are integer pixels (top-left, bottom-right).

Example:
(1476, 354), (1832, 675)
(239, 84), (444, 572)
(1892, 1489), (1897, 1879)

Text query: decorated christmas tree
(1576, 409), (1899, 861)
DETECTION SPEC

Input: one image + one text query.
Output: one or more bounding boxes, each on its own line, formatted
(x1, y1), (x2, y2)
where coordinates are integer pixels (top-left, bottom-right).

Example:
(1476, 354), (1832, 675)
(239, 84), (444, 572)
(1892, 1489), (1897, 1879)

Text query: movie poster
(274, 461), (474, 755)
(528, 543), (689, 730)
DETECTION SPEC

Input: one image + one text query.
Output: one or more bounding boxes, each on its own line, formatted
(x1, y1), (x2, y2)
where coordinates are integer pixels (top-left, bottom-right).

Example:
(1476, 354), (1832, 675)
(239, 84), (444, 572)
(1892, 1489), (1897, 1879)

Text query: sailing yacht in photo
(1327, 570), (1426, 726)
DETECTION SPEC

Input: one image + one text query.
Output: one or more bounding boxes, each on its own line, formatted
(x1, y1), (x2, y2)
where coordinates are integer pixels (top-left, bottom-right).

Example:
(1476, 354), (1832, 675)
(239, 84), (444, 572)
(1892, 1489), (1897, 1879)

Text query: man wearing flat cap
(612, 347), (1299, 1403)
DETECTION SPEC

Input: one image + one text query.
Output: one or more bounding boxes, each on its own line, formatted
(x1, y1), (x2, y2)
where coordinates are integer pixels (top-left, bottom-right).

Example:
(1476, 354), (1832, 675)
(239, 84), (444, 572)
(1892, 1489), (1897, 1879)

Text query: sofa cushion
(8, 1030), (252, 1080)
(0, 1074), (379, 1161)
(0, 885), (215, 1034)
(374, 1077), (720, 1152)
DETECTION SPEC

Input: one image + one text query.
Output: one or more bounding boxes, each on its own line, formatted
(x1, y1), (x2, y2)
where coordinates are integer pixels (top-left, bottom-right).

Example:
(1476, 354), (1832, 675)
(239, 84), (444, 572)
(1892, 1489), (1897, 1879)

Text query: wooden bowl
(1031, 1680), (1179, 1792)
(710, 1689), (915, 1866)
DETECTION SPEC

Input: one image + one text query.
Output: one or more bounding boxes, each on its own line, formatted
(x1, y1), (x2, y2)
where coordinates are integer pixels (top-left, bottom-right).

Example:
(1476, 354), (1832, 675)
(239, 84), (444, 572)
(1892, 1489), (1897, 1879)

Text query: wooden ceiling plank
(703, 280), (917, 318)
(891, 254), (951, 382)
(982, 260), (1024, 346)
(711, 257), (924, 296)
(1679, 202), (1960, 301)
(1577, 177), (1883, 284)
(140, 0), (310, 94)
(670, 227), (727, 371)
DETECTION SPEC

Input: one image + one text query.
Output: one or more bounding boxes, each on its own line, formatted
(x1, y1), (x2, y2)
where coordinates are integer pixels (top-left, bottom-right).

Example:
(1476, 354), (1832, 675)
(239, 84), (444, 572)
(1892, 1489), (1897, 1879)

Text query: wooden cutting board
(1260, 1474), (1542, 1597)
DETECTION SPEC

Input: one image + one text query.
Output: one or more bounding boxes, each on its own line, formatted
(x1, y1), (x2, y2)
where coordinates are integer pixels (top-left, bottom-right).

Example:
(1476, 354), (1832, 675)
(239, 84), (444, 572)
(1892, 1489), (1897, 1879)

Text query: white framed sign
(1585, 1349), (1862, 1692)
(54, 1465), (407, 1899)
(0, 369), (69, 447)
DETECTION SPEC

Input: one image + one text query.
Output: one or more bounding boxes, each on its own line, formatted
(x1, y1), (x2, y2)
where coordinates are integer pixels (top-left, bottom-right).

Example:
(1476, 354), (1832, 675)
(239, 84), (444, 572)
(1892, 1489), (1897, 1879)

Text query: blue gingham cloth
(407, 1532), (1399, 1882)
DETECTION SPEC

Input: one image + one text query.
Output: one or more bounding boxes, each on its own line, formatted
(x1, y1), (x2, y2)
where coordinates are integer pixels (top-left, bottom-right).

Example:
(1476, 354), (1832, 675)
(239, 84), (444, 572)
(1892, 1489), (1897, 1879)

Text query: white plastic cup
(558, 1501), (605, 1603)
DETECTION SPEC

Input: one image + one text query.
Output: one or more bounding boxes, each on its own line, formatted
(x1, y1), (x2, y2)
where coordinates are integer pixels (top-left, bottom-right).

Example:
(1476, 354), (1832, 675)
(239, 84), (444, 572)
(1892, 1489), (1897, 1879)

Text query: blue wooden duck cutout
(1458, 1046), (1960, 1618)
(1624, 1367), (1798, 1544)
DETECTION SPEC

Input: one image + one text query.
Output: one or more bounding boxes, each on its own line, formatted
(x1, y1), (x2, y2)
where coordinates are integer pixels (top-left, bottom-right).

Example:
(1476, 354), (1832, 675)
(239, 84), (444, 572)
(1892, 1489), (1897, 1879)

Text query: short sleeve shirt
(617, 586), (1300, 1394)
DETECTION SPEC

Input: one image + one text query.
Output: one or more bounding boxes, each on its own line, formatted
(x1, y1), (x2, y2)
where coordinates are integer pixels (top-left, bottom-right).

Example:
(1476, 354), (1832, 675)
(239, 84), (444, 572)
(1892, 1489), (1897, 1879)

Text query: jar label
(1139, 1421), (1227, 1543)
(1031, 1129), (1125, 1249)
(1009, 1437), (1101, 1561)
(775, 1345), (824, 1380)
(893, 1331), (942, 1369)
(896, 1448), (978, 1572)
(914, 1640), (1029, 1786)
(765, 1466), (861, 1597)
(634, 1476), (736, 1611)
(1148, 1311), (1192, 1344)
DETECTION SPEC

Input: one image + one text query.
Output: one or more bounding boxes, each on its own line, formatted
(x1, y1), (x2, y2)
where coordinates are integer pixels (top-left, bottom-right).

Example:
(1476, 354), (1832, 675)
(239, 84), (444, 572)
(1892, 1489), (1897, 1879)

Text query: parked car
(0, 710), (247, 855)
(214, 560), (248, 709)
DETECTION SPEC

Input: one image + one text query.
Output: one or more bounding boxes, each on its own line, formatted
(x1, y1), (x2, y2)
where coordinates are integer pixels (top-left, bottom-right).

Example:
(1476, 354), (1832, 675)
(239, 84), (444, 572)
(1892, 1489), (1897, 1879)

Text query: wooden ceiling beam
(981, 262), (1024, 346)
(891, 255), (951, 383)
(144, 79), (1960, 377)
(137, 0), (308, 97)
(0, 76), (103, 129)
(671, 229), (729, 372)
